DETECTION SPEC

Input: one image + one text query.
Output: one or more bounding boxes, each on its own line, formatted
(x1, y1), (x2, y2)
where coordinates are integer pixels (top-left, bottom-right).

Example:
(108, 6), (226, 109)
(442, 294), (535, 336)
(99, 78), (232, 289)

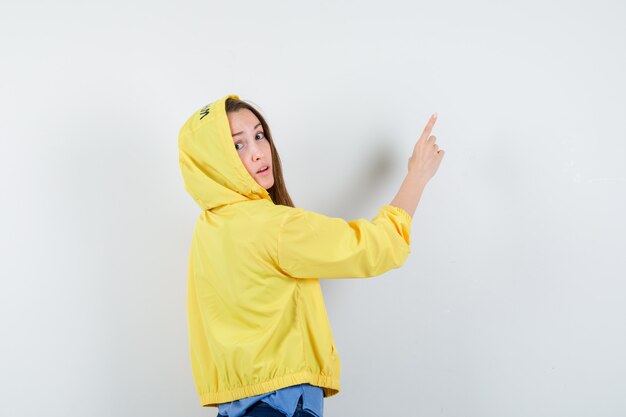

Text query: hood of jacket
(178, 93), (273, 210)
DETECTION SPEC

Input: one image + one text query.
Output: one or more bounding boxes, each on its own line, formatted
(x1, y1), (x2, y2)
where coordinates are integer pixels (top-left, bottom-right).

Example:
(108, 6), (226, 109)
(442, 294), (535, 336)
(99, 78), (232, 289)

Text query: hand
(408, 113), (445, 184)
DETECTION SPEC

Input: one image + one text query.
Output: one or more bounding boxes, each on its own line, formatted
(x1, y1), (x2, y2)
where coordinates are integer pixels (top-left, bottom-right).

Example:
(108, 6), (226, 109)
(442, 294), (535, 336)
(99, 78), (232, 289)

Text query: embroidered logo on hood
(199, 103), (211, 120)
(178, 94), (272, 211)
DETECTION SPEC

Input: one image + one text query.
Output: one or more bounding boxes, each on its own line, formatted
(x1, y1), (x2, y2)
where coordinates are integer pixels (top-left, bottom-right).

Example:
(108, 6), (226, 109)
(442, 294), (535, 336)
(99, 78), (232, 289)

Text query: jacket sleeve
(276, 204), (412, 279)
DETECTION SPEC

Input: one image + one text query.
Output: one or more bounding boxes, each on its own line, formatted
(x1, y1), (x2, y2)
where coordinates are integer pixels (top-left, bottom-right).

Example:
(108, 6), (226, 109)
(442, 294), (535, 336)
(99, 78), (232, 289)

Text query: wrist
(406, 170), (428, 190)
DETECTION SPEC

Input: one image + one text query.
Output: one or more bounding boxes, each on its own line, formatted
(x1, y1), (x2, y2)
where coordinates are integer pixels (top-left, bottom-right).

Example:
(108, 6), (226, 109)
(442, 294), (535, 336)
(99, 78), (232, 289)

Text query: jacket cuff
(383, 204), (412, 224)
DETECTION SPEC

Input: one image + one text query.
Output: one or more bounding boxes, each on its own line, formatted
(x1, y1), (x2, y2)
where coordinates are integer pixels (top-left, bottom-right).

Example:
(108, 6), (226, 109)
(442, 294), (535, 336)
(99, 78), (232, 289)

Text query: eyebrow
(232, 123), (262, 137)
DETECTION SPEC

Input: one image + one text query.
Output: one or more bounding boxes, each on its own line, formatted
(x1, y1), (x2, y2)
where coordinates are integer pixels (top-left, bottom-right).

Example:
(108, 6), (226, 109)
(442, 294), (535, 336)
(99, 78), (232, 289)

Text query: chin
(255, 176), (274, 190)
(263, 178), (275, 190)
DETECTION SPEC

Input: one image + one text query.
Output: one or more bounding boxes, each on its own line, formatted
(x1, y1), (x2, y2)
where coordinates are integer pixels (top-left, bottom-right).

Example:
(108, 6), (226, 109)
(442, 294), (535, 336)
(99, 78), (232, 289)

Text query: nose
(251, 144), (264, 160)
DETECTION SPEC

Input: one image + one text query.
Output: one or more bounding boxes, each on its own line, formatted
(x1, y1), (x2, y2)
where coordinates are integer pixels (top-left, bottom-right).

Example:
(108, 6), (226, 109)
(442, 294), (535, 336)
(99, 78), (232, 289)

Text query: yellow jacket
(178, 94), (413, 407)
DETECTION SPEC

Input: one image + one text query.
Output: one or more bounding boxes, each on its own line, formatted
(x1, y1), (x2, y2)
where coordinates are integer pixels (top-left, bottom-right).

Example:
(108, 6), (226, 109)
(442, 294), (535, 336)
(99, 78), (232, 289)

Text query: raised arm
(276, 204), (412, 279)
(390, 113), (444, 217)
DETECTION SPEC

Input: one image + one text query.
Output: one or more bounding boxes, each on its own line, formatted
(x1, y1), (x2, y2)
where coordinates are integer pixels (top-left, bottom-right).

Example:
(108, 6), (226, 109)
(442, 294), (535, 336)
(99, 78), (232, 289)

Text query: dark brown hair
(225, 98), (295, 208)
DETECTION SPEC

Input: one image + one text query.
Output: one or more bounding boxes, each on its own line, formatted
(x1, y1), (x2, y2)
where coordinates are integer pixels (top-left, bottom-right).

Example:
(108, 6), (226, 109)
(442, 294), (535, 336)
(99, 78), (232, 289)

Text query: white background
(1, 1), (625, 416)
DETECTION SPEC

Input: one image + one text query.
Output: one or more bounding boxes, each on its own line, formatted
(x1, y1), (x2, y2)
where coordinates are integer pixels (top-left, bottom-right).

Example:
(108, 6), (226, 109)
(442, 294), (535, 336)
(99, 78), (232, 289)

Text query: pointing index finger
(419, 113), (438, 143)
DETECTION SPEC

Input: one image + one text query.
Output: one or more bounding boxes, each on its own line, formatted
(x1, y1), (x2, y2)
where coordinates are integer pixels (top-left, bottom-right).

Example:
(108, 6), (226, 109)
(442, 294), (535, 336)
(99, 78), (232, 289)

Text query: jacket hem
(198, 371), (340, 408)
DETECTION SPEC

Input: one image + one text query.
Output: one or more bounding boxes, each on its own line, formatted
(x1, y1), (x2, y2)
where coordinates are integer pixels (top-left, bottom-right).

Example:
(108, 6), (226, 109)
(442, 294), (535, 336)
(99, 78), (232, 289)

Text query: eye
(234, 132), (265, 151)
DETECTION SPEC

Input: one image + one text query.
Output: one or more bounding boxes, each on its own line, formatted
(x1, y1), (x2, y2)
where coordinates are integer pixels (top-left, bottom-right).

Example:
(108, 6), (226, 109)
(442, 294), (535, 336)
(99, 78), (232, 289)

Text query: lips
(257, 165), (270, 173)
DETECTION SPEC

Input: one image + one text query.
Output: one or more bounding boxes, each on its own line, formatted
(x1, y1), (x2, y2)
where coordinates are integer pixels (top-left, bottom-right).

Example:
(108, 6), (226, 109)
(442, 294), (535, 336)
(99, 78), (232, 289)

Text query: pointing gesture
(408, 113), (445, 184)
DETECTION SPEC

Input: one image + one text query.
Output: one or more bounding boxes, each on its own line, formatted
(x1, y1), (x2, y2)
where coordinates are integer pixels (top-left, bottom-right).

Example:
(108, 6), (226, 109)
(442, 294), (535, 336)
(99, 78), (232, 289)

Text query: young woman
(178, 94), (444, 417)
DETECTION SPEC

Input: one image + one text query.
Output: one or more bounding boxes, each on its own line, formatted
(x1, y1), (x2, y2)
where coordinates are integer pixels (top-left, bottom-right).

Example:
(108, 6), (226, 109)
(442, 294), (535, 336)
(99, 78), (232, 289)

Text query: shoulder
(211, 199), (306, 235)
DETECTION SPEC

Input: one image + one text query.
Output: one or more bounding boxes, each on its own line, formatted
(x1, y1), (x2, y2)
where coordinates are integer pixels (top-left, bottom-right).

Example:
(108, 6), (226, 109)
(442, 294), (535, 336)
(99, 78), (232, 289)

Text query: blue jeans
(217, 396), (317, 417)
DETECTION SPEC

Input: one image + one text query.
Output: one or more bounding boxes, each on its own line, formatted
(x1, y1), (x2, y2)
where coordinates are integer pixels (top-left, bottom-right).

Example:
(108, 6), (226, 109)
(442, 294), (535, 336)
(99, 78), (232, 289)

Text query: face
(227, 108), (274, 190)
